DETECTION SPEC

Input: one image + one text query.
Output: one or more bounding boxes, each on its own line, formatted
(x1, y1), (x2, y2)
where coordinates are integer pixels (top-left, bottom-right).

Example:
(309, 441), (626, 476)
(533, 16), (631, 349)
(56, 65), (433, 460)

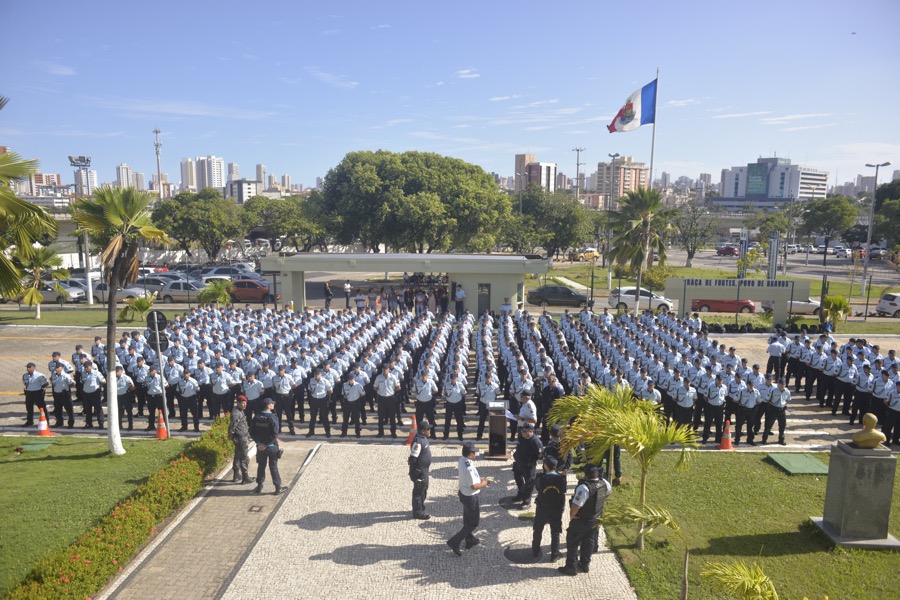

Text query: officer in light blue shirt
(734, 380), (760, 446)
(81, 362), (106, 429)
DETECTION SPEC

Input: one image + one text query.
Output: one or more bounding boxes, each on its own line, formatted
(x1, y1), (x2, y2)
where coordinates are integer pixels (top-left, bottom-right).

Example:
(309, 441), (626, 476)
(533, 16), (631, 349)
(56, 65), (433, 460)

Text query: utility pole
(572, 147), (585, 202)
(68, 155), (95, 305)
(153, 128), (163, 201)
(861, 161), (890, 296)
(607, 153), (620, 290)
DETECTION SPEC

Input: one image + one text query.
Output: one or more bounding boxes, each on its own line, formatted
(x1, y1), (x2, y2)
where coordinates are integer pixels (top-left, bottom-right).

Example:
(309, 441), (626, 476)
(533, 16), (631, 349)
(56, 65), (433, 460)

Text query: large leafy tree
(875, 179), (900, 213)
(321, 150), (509, 252)
(609, 187), (673, 315)
(0, 96), (57, 297)
(801, 196), (858, 243)
(16, 247), (69, 319)
(72, 187), (168, 455)
(538, 191), (592, 259)
(673, 201), (722, 267)
(151, 188), (243, 261)
(874, 198), (900, 249)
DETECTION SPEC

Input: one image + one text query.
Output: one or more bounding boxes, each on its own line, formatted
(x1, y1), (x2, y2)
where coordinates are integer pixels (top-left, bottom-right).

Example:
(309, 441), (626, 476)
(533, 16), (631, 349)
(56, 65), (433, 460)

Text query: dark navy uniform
(250, 405), (287, 494)
(512, 424), (543, 506)
(408, 421), (433, 519)
(532, 457), (567, 559)
(560, 466), (612, 575)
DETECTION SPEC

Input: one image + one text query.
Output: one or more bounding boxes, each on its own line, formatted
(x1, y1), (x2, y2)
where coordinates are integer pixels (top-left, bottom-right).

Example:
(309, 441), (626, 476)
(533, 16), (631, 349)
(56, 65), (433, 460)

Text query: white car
(761, 298), (821, 316)
(875, 293), (900, 318)
(608, 287), (674, 312)
(786, 244), (800, 254)
(92, 282), (149, 303)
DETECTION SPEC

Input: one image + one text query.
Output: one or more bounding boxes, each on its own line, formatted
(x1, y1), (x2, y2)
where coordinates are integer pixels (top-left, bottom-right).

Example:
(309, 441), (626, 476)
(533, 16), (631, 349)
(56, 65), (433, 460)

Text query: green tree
(151, 189), (244, 261)
(744, 210), (787, 242)
(874, 198), (900, 249)
(118, 291), (158, 321)
(673, 202), (721, 267)
(16, 247), (69, 319)
(538, 192), (592, 259)
(72, 186), (168, 456)
(702, 561), (779, 600)
(196, 279), (234, 305)
(736, 247), (766, 278)
(609, 188), (673, 315)
(0, 97), (57, 297)
(801, 196), (858, 244)
(875, 178), (900, 213)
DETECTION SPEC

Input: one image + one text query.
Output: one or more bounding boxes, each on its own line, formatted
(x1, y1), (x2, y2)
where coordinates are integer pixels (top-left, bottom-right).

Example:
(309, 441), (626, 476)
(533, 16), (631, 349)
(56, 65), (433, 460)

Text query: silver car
(158, 280), (205, 303)
(92, 282), (150, 303)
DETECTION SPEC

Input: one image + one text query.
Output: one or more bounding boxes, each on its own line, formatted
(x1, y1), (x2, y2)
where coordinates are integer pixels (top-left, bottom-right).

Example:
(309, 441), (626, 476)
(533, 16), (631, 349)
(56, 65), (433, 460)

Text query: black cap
(462, 441), (479, 456)
(419, 419), (432, 431)
(521, 422), (535, 431)
(584, 464), (601, 479)
(544, 456), (558, 470)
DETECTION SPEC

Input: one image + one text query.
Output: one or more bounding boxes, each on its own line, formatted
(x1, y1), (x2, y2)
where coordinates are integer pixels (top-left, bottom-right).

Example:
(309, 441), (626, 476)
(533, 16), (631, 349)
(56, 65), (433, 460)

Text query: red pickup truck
(691, 299), (756, 313)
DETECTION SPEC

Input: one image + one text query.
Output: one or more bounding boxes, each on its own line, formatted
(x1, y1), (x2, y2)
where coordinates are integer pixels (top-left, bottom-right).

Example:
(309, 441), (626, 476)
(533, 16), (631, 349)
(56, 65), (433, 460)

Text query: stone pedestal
(810, 441), (900, 549)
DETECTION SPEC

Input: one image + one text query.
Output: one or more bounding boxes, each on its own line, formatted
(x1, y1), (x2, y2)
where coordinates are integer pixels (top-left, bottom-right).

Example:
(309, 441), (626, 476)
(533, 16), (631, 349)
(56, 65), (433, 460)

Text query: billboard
(746, 163), (769, 197)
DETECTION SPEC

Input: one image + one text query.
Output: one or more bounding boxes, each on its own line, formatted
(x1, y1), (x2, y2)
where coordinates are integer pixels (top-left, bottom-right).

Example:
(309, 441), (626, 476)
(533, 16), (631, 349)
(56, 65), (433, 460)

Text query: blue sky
(2, 0), (898, 190)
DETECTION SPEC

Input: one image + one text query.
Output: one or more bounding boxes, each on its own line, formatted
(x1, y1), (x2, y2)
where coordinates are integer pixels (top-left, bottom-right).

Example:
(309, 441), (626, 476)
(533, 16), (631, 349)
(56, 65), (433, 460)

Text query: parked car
(716, 246), (739, 256)
(199, 265), (251, 278)
(868, 247), (888, 259)
(92, 282), (148, 303)
(691, 299), (756, 313)
(526, 285), (588, 307)
(815, 245), (836, 255)
(577, 248), (600, 261)
(761, 298), (821, 316)
(608, 287), (673, 312)
(158, 280), (205, 303)
(135, 276), (173, 293)
(835, 247), (852, 259)
(231, 279), (279, 304)
(68, 267), (102, 281)
(3, 283), (86, 305)
(786, 244), (800, 254)
(875, 293), (900, 318)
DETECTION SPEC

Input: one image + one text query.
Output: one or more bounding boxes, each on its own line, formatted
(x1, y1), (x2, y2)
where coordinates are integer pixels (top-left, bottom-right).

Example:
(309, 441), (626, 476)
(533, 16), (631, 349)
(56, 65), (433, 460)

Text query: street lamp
(860, 161), (891, 296)
(607, 153), (620, 291)
(572, 147), (585, 202)
(804, 184), (822, 266)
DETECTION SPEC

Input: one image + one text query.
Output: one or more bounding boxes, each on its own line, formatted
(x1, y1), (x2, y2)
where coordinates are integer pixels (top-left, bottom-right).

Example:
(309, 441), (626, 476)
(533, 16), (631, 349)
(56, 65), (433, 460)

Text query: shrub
(5, 415), (232, 600)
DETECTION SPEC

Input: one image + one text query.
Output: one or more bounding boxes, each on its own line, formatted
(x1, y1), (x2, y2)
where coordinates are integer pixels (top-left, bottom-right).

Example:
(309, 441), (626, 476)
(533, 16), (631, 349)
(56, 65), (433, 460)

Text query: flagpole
(648, 68), (659, 191)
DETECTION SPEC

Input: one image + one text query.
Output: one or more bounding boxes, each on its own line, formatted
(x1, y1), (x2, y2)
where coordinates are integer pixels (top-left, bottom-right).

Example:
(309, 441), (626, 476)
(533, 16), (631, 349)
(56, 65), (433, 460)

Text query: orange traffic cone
(37, 408), (54, 437)
(155, 410), (168, 440)
(719, 420), (733, 450)
(404, 415), (418, 446)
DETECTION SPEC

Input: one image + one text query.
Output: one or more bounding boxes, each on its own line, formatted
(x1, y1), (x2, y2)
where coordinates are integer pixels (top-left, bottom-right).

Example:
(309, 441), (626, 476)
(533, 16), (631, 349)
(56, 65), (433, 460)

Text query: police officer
(249, 397), (288, 494)
(532, 455), (567, 561)
(22, 362), (49, 427)
(408, 419), (433, 520)
(341, 371), (364, 438)
(512, 422), (543, 507)
(374, 363), (400, 439)
(50, 363), (75, 428)
(81, 361), (106, 429)
(413, 372), (438, 439)
(228, 395), (255, 484)
(558, 464), (612, 576)
(447, 441), (491, 556)
(734, 380), (760, 446)
(762, 378), (790, 446)
(443, 371), (467, 441)
(114, 365), (136, 431)
(544, 424), (573, 474)
(272, 364), (297, 435)
(145, 365), (165, 430)
(306, 368), (332, 438)
(177, 370), (201, 432)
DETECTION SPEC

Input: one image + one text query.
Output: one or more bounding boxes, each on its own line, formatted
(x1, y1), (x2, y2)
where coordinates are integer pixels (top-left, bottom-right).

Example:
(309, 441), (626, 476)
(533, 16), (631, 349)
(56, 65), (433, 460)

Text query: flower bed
(5, 415), (233, 600)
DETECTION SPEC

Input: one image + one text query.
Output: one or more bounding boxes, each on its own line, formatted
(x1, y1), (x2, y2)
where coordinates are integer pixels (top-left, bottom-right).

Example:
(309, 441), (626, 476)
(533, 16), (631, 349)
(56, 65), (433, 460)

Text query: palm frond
(701, 561), (779, 600)
(601, 504), (682, 538)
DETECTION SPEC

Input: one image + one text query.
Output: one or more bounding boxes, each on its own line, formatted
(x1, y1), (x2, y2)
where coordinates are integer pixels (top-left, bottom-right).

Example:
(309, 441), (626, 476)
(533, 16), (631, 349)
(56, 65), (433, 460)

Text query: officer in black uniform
(559, 464), (612, 576)
(532, 455), (567, 560)
(408, 419), (433, 520)
(543, 423), (573, 473)
(512, 422), (544, 507)
(249, 397), (288, 494)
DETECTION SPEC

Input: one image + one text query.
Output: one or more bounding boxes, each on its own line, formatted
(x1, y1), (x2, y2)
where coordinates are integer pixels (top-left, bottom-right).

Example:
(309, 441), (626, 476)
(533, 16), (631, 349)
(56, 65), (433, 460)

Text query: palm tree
(16, 247), (69, 319)
(702, 561), (779, 600)
(549, 385), (698, 550)
(72, 186), (168, 455)
(196, 279), (234, 306)
(118, 291), (158, 322)
(0, 96), (57, 298)
(609, 187), (672, 315)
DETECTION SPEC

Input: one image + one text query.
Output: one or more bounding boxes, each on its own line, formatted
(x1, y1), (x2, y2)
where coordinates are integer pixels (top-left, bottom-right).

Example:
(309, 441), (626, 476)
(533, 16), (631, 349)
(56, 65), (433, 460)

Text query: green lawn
(0, 308), (144, 328)
(604, 452), (900, 600)
(0, 436), (189, 595)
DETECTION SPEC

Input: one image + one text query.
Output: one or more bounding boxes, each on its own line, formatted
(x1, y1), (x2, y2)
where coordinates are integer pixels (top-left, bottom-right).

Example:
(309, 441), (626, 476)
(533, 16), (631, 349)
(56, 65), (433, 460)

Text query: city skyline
(3, 0), (897, 194)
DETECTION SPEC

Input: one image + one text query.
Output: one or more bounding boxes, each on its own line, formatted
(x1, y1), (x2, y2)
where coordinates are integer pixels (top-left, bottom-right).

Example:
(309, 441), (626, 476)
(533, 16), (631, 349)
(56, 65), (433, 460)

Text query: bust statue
(851, 413), (887, 449)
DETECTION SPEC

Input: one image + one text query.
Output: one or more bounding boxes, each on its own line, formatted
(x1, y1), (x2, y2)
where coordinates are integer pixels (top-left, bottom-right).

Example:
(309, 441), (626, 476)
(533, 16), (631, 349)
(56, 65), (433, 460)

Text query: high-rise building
(116, 163), (133, 188)
(267, 174), (277, 188)
(595, 156), (649, 203)
(196, 155), (225, 190)
(892, 169), (900, 182)
(225, 179), (259, 204)
(716, 157), (827, 211)
(315, 176), (324, 190)
(698, 173), (712, 188)
(556, 172), (569, 191)
(74, 169), (98, 196)
(132, 172), (145, 191)
(27, 172), (62, 195)
(514, 153), (536, 191)
(524, 162), (557, 193)
(660, 171), (671, 189)
(227, 162), (240, 183)
(180, 158), (196, 191)
(256, 164), (267, 186)
(282, 174), (291, 189)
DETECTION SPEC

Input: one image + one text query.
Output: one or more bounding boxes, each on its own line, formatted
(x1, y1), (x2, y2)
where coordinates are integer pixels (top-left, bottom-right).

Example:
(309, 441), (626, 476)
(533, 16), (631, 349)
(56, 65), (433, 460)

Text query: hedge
(4, 415), (234, 600)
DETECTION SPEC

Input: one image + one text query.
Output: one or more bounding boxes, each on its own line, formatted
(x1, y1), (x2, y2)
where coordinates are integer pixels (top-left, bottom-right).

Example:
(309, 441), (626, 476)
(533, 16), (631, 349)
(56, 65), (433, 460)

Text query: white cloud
(34, 61), (76, 76)
(385, 118), (413, 127)
(781, 123), (837, 132)
(88, 96), (277, 120)
(761, 113), (832, 125)
(489, 95), (522, 102)
(666, 98), (699, 107)
(711, 111), (771, 119)
(305, 67), (359, 90)
(456, 68), (480, 79)
(370, 24), (391, 29)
